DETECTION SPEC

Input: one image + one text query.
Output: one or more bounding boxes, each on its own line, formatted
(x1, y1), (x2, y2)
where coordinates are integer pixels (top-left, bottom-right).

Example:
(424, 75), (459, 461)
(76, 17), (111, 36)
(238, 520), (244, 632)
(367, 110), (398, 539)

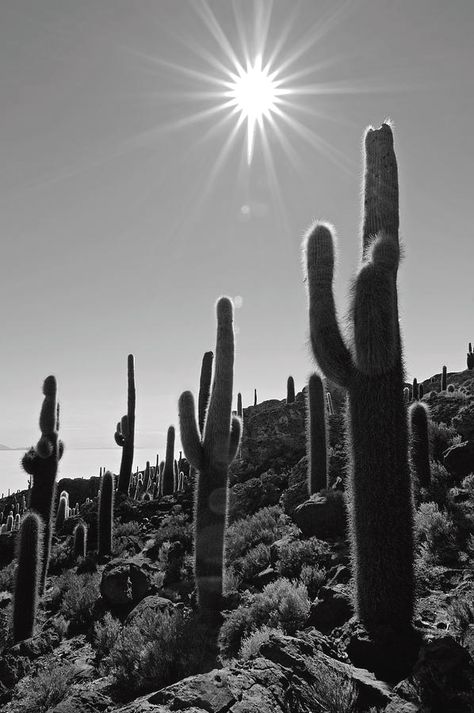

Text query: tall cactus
(303, 124), (415, 655)
(162, 426), (175, 496)
(198, 351), (214, 434)
(307, 373), (328, 494)
(21, 376), (63, 595)
(287, 376), (295, 404)
(98, 471), (114, 557)
(441, 365), (447, 392)
(179, 297), (241, 616)
(237, 392), (243, 418)
(409, 402), (431, 489)
(13, 512), (43, 642)
(116, 354), (136, 495)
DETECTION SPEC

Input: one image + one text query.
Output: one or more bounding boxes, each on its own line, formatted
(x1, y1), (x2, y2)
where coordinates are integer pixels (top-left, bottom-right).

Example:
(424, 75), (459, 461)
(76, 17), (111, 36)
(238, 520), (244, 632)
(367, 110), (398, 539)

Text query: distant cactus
(98, 471), (114, 557)
(254, 388), (257, 406)
(116, 354), (136, 495)
(303, 124), (415, 657)
(412, 378), (419, 401)
(326, 391), (334, 415)
(467, 342), (474, 370)
(409, 402), (431, 489)
(441, 365), (447, 392)
(13, 512), (43, 642)
(287, 376), (295, 404)
(307, 373), (328, 494)
(162, 426), (175, 496)
(403, 386), (410, 403)
(179, 297), (241, 616)
(13, 513), (21, 531)
(56, 494), (68, 531)
(73, 521), (87, 558)
(419, 383), (424, 399)
(198, 351), (214, 434)
(237, 392), (243, 418)
(6, 513), (13, 532)
(21, 376), (63, 595)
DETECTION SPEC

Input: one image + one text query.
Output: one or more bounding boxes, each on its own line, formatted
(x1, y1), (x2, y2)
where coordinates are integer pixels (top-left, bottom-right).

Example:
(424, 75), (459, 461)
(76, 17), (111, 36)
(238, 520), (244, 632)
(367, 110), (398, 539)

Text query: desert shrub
(0, 560), (17, 592)
(101, 607), (205, 695)
(113, 520), (143, 557)
(452, 401), (474, 440)
(305, 658), (358, 713)
(218, 578), (310, 660)
(148, 514), (193, 559)
(415, 503), (458, 566)
(0, 608), (11, 652)
(420, 461), (451, 507)
(60, 572), (100, 631)
(462, 474), (474, 496)
(276, 537), (331, 579)
(239, 624), (280, 660)
(226, 506), (288, 561)
(238, 543), (271, 582)
(429, 421), (458, 462)
(94, 612), (122, 663)
(300, 564), (326, 599)
(447, 590), (474, 644)
(10, 663), (77, 713)
(48, 540), (75, 574)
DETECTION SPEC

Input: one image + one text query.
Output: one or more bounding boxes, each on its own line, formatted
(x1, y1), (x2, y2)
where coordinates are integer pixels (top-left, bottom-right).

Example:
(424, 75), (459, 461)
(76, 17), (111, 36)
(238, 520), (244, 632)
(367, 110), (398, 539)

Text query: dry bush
(276, 537), (331, 579)
(10, 663), (77, 713)
(226, 506), (289, 562)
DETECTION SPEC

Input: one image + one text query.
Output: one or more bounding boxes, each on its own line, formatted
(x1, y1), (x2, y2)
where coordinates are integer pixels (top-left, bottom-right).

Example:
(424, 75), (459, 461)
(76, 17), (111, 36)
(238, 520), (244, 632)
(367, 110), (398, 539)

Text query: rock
(444, 440), (474, 482)
(309, 585), (353, 632)
(113, 630), (395, 713)
(293, 490), (346, 539)
(248, 566), (278, 588)
(125, 595), (176, 626)
(100, 558), (154, 607)
(229, 477), (263, 521)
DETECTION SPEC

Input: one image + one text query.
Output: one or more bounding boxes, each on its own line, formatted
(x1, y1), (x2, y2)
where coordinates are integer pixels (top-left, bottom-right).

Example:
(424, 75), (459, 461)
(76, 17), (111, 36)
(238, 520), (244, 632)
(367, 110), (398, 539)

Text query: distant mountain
(0, 444), (11, 450)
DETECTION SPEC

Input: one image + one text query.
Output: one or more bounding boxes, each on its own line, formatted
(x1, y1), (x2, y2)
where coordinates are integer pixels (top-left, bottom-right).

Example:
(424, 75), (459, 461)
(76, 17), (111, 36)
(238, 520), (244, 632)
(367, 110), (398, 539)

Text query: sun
(225, 55), (283, 164)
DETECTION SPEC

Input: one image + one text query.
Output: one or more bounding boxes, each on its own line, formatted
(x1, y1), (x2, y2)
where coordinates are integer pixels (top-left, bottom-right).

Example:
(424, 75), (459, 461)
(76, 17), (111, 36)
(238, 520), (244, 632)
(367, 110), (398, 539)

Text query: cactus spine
(179, 297), (241, 616)
(13, 513), (43, 642)
(98, 471), (114, 557)
(303, 125), (415, 658)
(116, 354), (136, 495)
(287, 376), (295, 404)
(162, 426), (175, 496)
(73, 522), (87, 558)
(409, 402), (431, 489)
(307, 373), (328, 495)
(21, 376), (63, 595)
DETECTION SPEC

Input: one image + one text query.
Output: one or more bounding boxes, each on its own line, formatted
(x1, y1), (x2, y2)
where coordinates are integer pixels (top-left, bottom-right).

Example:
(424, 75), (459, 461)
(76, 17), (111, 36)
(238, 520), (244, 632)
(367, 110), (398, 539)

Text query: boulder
(125, 594), (176, 626)
(309, 585), (353, 632)
(293, 490), (346, 539)
(100, 558), (154, 607)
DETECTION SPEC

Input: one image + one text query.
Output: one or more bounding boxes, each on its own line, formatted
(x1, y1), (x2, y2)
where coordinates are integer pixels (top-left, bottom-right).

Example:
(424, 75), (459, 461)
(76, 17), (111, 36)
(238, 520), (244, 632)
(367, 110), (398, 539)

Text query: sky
(0, 0), (473, 450)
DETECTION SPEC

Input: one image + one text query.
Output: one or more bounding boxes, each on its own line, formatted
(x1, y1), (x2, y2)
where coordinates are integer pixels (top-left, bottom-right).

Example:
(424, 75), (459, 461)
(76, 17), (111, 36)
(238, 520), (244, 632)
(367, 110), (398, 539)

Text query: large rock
(309, 585), (353, 632)
(293, 491), (347, 539)
(100, 558), (154, 607)
(444, 440), (474, 481)
(125, 594), (176, 626)
(114, 631), (397, 713)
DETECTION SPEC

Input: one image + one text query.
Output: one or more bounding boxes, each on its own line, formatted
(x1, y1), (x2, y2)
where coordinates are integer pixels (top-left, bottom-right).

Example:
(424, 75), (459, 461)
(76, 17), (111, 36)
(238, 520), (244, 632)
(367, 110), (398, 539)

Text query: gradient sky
(1, 0), (473, 450)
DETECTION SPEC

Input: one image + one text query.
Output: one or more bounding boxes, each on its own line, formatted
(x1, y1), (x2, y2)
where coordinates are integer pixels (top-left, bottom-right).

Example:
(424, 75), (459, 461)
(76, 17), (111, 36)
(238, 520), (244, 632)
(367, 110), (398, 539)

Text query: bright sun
(226, 55), (282, 164)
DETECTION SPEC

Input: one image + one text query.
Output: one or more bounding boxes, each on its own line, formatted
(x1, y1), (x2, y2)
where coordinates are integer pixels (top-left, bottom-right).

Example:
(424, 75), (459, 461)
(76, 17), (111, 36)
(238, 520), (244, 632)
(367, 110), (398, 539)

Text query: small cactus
(237, 392), (243, 418)
(467, 342), (474, 370)
(56, 494), (68, 531)
(98, 471), (114, 557)
(307, 373), (328, 494)
(441, 365), (447, 392)
(73, 522), (87, 558)
(13, 513), (44, 642)
(116, 354), (136, 495)
(412, 378), (419, 401)
(162, 426), (175, 496)
(409, 402), (431, 489)
(21, 376), (63, 595)
(287, 376), (295, 404)
(254, 388), (257, 406)
(179, 297), (241, 616)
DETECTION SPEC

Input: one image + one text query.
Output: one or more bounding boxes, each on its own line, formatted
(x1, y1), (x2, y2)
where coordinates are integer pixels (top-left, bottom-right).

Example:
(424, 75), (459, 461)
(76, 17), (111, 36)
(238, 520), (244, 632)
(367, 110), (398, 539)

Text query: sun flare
(225, 55), (283, 164)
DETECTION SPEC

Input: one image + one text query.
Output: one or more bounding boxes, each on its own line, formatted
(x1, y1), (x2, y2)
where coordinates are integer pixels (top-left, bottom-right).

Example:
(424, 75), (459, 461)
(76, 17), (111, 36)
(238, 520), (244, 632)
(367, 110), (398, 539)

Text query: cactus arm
(228, 415), (242, 462)
(352, 233), (400, 375)
(203, 298), (234, 466)
(198, 351), (214, 435)
(304, 222), (354, 388)
(362, 122), (399, 258)
(178, 391), (203, 470)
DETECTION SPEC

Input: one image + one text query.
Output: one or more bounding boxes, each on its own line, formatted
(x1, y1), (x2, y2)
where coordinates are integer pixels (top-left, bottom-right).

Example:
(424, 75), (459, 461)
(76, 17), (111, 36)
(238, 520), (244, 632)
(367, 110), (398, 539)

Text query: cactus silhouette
(179, 297), (241, 616)
(419, 383), (424, 399)
(412, 378), (419, 401)
(198, 351), (214, 434)
(21, 376), (63, 595)
(307, 373), (328, 494)
(409, 402), (431, 489)
(56, 494), (68, 531)
(287, 376), (295, 404)
(467, 343), (474, 370)
(13, 512), (43, 642)
(237, 392), (243, 418)
(73, 521), (87, 558)
(98, 471), (114, 557)
(303, 124), (415, 662)
(116, 354), (136, 495)
(441, 365), (447, 391)
(162, 426), (175, 496)
(254, 388), (257, 406)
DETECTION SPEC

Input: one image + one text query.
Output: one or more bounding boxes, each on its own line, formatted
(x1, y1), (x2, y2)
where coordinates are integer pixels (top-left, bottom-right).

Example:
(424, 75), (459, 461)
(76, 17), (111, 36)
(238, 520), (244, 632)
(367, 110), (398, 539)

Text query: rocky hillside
(0, 368), (473, 712)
